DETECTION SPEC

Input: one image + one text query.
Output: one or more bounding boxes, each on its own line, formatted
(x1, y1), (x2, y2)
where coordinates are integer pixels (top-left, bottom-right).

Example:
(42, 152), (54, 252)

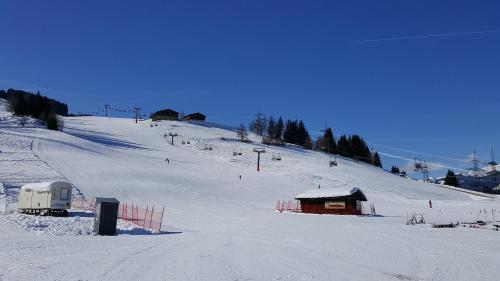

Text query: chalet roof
(295, 187), (367, 201)
(184, 112), (205, 118)
(153, 109), (179, 116)
(21, 181), (72, 192)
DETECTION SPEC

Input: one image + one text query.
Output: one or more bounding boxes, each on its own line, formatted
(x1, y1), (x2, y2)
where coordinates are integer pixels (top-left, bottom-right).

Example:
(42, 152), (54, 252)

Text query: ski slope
(1, 99), (499, 281)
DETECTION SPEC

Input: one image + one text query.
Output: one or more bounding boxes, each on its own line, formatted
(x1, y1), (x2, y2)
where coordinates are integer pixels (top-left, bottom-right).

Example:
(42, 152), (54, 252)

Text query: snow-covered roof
(295, 187), (367, 201)
(21, 181), (72, 192)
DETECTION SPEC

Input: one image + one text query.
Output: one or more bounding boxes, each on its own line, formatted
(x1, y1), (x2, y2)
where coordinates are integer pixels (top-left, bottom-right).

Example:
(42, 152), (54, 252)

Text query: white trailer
(18, 181), (72, 216)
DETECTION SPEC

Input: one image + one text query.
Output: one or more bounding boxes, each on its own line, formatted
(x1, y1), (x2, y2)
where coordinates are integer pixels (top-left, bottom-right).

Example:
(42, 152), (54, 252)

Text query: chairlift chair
(272, 153), (277, 161)
(329, 155), (338, 167)
(233, 150), (238, 156)
(276, 153), (281, 161)
(238, 149), (242, 156)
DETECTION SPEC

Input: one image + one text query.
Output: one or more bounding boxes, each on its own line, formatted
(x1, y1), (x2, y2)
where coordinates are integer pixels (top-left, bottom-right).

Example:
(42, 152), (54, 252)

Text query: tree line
(242, 113), (383, 168)
(0, 89), (68, 130)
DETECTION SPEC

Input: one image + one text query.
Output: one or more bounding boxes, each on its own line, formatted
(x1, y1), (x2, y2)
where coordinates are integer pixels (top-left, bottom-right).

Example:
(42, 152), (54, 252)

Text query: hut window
(60, 189), (69, 201)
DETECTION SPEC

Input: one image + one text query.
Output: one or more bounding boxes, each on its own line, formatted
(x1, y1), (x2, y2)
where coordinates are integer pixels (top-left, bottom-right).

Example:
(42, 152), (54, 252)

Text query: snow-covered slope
(1, 100), (499, 281)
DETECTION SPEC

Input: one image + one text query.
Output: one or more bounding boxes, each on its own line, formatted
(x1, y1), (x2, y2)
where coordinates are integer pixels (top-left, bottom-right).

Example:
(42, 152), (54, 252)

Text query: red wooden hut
(295, 187), (367, 215)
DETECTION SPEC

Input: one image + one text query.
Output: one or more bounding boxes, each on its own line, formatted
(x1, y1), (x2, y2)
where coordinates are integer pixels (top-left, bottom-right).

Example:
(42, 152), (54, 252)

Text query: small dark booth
(94, 198), (120, 235)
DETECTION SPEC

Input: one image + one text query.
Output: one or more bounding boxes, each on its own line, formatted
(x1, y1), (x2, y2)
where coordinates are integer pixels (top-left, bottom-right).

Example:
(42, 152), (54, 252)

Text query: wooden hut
(151, 109), (179, 121)
(182, 112), (206, 121)
(295, 187), (367, 215)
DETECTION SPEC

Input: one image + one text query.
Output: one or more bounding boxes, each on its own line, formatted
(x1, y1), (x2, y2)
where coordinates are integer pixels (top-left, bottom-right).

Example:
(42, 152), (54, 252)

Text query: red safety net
(118, 202), (165, 232)
(71, 196), (96, 211)
(71, 197), (165, 232)
(275, 200), (301, 213)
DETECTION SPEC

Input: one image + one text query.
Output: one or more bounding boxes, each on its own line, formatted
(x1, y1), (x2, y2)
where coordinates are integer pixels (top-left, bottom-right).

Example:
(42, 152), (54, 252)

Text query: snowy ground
(1, 99), (499, 281)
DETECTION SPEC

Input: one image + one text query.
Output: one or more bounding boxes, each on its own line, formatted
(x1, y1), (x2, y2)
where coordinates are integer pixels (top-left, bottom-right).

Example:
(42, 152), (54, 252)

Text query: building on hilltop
(151, 109), (179, 121)
(181, 112), (206, 122)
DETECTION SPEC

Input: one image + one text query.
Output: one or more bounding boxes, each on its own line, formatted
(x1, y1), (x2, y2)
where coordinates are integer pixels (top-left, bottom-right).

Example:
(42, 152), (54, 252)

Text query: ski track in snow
(1, 99), (500, 281)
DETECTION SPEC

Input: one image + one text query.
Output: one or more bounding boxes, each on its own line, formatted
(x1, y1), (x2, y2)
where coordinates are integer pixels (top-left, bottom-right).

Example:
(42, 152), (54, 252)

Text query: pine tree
(267, 117), (275, 141)
(275, 117), (284, 141)
(284, 120), (298, 144)
(391, 166), (401, 174)
(322, 128), (337, 155)
(444, 170), (459, 187)
(337, 135), (350, 158)
(297, 120), (307, 146)
(372, 152), (382, 168)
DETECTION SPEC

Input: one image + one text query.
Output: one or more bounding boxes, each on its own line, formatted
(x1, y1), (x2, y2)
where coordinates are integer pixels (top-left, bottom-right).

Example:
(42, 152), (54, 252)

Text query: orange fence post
(149, 206), (154, 229)
(143, 205), (149, 227)
(158, 205), (165, 232)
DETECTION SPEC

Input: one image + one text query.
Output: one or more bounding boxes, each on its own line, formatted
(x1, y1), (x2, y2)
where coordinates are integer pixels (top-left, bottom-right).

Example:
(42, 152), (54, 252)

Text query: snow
(295, 187), (365, 199)
(21, 181), (72, 192)
(1, 98), (500, 281)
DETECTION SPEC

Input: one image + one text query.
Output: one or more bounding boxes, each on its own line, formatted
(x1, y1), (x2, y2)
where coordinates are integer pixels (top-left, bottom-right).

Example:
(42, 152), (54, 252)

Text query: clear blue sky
(1, 0), (499, 176)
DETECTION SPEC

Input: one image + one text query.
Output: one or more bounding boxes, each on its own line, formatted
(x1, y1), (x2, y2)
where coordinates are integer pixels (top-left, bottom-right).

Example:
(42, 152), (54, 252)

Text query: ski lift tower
(168, 133), (178, 145)
(422, 161), (430, 182)
(414, 158), (429, 182)
(253, 148), (266, 172)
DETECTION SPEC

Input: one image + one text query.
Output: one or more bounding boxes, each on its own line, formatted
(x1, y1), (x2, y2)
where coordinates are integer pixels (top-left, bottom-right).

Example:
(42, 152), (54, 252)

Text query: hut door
(26, 190), (33, 208)
(356, 200), (362, 212)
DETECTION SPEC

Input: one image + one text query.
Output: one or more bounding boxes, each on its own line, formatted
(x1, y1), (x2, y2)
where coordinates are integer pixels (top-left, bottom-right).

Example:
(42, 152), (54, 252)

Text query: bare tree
(236, 123), (248, 142)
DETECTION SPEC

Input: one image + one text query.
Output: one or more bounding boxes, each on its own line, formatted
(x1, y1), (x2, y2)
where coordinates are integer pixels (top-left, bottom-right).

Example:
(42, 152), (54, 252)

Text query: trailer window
(60, 189), (69, 201)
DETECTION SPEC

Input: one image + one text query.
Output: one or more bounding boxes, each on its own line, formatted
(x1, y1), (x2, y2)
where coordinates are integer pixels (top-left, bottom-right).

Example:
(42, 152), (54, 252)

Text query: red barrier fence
(118, 202), (165, 232)
(275, 200), (301, 213)
(71, 196), (96, 211)
(71, 197), (165, 232)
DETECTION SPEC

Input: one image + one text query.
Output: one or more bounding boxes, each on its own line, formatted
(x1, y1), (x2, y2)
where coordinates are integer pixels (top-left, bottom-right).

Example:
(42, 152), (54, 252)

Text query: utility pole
(471, 149), (481, 191)
(488, 147), (497, 190)
(104, 104), (110, 117)
(253, 148), (266, 171)
(168, 133), (178, 145)
(253, 111), (265, 137)
(133, 107), (141, 123)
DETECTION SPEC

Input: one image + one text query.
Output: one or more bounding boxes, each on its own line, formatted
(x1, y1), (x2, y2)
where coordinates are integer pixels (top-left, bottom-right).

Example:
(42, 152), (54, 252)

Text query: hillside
(1, 99), (499, 281)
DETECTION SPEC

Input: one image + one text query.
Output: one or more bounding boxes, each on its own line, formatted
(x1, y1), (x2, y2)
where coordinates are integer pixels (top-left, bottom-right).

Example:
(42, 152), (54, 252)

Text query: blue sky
(1, 0), (499, 176)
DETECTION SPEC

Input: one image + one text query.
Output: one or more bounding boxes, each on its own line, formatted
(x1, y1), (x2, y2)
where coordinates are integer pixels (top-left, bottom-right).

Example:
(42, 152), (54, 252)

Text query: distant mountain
(436, 166), (500, 193)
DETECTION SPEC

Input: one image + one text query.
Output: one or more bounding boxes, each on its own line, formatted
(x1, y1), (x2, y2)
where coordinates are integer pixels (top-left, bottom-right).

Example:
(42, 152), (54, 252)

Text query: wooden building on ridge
(182, 112), (206, 121)
(151, 109), (179, 121)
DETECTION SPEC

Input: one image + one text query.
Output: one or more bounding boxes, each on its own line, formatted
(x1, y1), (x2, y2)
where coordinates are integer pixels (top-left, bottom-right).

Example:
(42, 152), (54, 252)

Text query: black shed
(151, 109), (179, 121)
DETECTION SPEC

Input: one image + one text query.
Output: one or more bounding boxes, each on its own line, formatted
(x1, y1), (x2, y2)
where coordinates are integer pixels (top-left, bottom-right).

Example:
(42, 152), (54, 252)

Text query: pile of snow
(0, 210), (94, 236)
(0, 209), (155, 236)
